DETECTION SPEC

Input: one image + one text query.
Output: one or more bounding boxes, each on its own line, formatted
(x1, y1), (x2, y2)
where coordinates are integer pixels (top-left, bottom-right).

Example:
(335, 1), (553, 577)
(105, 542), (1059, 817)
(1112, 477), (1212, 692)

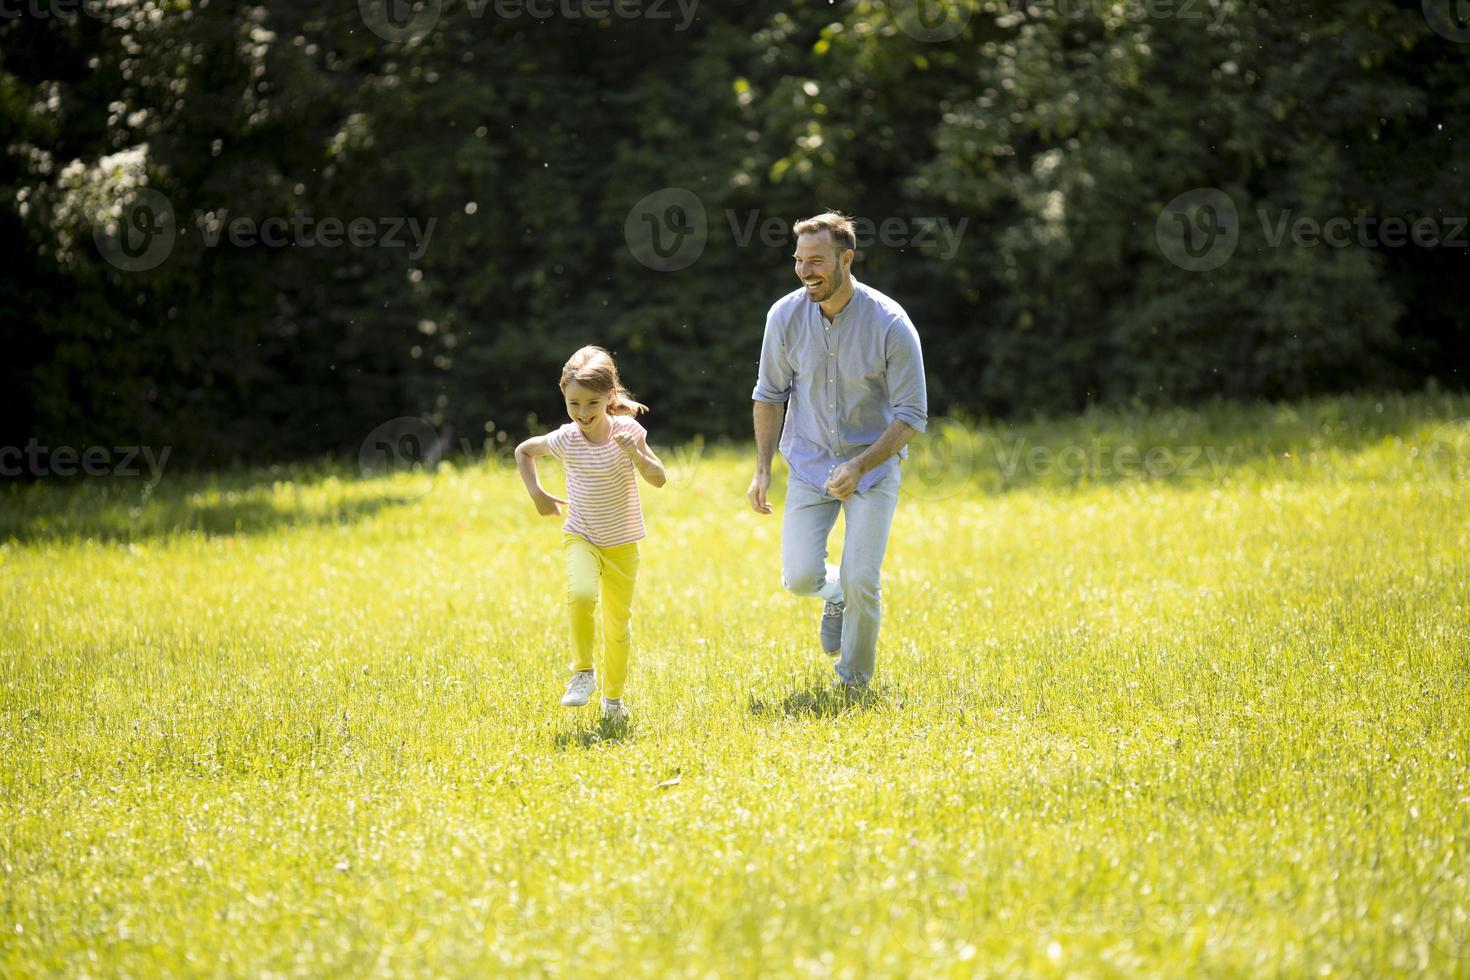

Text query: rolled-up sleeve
(886, 316), (928, 433)
(751, 310), (793, 404)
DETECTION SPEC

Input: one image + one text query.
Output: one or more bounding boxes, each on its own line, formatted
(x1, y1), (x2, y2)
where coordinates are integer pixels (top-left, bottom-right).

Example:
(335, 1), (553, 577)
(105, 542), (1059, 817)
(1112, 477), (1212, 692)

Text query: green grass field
(3, 393), (1468, 977)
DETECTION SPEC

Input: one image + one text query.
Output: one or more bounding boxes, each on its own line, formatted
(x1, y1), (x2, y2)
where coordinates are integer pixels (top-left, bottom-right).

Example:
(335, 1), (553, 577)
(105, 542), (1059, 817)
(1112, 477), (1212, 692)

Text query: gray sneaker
(601, 697), (630, 724)
(820, 600), (844, 656)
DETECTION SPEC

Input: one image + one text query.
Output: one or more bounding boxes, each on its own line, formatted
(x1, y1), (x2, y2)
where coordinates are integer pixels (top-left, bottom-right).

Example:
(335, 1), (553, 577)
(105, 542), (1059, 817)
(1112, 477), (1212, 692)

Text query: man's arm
(885, 313), (929, 437)
(749, 307), (792, 515)
(748, 401), (784, 514)
(824, 419), (917, 500)
(754, 401), (784, 474)
(825, 315), (927, 500)
(850, 419), (918, 475)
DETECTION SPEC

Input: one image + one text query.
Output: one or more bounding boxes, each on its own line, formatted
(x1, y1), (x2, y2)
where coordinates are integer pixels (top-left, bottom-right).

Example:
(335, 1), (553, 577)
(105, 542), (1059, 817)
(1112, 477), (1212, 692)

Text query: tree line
(3, 0), (1466, 468)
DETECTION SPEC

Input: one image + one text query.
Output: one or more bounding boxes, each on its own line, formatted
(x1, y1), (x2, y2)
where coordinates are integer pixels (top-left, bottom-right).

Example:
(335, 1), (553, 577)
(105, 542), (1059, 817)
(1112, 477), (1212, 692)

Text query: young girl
(514, 346), (666, 723)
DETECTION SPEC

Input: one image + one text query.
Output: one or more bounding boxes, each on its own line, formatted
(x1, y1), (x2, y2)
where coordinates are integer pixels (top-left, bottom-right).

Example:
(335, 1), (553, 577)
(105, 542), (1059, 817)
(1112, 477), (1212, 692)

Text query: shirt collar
(811, 278), (862, 326)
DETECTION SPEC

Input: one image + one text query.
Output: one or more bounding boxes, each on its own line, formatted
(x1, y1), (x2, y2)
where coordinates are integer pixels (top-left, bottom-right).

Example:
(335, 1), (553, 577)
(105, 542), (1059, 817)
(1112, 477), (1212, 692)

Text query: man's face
(793, 231), (851, 303)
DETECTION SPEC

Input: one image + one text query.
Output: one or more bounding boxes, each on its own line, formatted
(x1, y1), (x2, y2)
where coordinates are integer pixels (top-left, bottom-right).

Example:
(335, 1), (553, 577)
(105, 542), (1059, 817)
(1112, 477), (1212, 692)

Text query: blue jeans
(780, 469), (902, 686)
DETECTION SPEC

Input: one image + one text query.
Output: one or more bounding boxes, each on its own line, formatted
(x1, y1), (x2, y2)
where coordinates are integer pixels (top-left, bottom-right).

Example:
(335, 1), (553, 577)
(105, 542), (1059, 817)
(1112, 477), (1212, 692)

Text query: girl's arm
(514, 436), (568, 516)
(614, 429), (667, 488)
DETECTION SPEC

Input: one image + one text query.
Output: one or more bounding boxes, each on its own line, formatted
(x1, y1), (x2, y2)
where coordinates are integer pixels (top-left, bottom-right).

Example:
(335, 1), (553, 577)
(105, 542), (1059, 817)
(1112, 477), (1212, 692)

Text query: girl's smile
(563, 381), (612, 442)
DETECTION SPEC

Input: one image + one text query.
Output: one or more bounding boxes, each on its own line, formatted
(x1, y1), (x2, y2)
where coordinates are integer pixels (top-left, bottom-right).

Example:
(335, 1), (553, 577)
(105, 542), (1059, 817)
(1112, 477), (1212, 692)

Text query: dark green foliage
(3, 0), (1466, 466)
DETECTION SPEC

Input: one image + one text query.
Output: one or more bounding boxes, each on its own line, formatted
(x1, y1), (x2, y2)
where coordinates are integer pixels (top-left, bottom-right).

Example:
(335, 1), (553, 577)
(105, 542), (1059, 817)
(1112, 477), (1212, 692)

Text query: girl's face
(563, 381), (612, 438)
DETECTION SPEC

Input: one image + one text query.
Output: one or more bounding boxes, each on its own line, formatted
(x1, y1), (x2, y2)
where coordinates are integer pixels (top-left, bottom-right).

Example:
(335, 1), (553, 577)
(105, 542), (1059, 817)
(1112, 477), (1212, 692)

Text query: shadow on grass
(552, 715), (634, 750)
(1, 466), (414, 545)
(747, 675), (889, 720)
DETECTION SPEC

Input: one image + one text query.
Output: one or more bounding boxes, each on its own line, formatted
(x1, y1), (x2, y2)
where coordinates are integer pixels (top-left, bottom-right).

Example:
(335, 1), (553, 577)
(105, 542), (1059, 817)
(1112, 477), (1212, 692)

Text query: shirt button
(829, 351), (835, 357)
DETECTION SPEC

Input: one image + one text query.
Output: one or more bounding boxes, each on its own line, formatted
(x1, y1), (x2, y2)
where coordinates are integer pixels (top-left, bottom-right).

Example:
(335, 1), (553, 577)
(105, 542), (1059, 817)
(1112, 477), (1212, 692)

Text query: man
(747, 212), (928, 690)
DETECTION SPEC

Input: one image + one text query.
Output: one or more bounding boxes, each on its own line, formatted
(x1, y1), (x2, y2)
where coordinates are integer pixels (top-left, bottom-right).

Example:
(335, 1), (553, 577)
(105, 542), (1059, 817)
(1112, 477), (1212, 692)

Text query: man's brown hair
(793, 212), (857, 254)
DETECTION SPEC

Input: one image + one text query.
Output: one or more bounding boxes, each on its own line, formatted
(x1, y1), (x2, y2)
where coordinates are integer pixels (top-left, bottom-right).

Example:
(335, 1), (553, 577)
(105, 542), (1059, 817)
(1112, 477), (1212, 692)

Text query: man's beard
(805, 267), (845, 303)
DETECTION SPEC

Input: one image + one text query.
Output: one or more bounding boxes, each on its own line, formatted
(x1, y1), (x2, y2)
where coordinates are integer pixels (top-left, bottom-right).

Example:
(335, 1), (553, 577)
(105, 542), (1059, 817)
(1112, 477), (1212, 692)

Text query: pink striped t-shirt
(545, 415), (647, 548)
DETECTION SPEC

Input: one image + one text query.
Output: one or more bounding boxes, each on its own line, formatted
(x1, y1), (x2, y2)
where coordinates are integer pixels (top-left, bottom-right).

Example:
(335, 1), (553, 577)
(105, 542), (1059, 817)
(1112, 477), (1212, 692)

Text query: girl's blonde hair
(559, 345), (648, 416)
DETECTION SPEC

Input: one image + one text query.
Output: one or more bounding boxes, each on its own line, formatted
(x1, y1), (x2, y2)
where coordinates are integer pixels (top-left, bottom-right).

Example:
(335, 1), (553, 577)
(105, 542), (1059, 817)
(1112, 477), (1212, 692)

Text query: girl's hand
(613, 431), (643, 455)
(531, 489), (567, 517)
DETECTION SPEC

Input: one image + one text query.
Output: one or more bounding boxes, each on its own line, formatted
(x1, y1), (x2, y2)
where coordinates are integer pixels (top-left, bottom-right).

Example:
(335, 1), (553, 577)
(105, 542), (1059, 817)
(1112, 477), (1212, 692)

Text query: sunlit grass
(2, 392), (1468, 976)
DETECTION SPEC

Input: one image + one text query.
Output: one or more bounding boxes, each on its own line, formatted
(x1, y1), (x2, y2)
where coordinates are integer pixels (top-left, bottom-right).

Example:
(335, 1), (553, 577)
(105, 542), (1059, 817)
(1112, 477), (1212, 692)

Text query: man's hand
(825, 461), (861, 500)
(747, 470), (772, 514)
(531, 488), (567, 517)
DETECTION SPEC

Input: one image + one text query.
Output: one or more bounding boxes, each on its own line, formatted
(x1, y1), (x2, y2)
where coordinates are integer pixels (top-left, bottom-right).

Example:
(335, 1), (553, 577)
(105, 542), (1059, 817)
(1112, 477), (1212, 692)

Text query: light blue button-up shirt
(752, 279), (928, 494)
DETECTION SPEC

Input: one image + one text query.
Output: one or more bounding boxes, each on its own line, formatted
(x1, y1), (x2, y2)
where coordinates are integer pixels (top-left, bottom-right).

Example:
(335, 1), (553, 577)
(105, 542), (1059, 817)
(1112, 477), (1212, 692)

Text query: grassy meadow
(2, 392), (1468, 977)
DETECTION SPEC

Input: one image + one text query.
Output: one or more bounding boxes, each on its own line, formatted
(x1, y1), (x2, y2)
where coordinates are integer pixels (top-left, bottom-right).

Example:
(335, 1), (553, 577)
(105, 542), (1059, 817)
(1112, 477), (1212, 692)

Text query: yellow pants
(563, 532), (640, 700)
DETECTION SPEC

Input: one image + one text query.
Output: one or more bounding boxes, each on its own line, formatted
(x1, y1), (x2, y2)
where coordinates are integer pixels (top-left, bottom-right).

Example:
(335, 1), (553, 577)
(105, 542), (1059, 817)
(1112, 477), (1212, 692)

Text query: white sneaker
(561, 670), (596, 707)
(600, 697), (630, 723)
